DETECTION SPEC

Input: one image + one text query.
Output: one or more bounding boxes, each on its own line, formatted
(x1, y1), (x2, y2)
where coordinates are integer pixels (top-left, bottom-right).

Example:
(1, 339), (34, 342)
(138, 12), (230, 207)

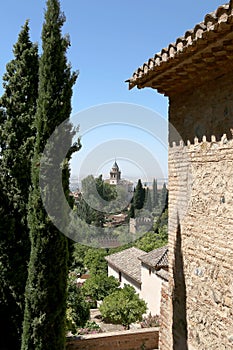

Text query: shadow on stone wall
(172, 215), (188, 350)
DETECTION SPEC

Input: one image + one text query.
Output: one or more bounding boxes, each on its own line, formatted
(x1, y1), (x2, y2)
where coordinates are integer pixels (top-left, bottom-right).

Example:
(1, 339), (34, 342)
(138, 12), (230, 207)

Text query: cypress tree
(134, 179), (145, 210)
(0, 21), (38, 350)
(21, 1), (77, 349)
(129, 204), (135, 218)
(144, 187), (152, 212)
(152, 178), (158, 208)
(160, 182), (168, 211)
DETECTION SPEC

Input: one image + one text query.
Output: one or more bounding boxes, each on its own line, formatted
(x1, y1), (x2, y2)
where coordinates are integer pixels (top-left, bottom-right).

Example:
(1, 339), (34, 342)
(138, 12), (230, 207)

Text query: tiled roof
(156, 268), (169, 282)
(105, 247), (145, 283)
(127, 2), (233, 95)
(139, 245), (168, 269)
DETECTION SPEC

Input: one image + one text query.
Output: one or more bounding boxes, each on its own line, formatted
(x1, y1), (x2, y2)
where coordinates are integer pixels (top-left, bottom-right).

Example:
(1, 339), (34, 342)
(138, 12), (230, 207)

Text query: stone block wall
(66, 327), (159, 350)
(169, 72), (233, 144)
(159, 280), (170, 350)
(164, 136), (233, 350)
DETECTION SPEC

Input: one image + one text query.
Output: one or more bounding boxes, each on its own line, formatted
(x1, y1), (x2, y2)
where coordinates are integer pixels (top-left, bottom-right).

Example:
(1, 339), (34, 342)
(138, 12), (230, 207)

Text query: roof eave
(127, 11), (233, 96)
(107, 261), (141, 284)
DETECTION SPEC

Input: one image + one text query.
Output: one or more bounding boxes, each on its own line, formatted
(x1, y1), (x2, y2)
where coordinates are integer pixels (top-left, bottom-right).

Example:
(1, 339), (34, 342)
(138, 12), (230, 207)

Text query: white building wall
(140, 263), (163, 316)
(108, 264), (141, 296)
(108, 264), (119, 280)
(120, 272), (141, 296)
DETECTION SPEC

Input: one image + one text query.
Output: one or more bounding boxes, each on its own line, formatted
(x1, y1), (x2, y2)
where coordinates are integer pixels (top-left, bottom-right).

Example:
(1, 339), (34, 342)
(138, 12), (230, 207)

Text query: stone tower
(127, 2), (233, 349)
(109, 161), (121, 185)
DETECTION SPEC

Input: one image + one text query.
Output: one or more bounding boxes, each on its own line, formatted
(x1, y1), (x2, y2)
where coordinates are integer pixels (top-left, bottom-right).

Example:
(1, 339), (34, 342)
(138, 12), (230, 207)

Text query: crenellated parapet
(169, 132), (233, 154)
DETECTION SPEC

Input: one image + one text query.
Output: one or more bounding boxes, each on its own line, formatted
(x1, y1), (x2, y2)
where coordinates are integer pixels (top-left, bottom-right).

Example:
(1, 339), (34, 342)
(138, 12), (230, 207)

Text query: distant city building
(109, 161), (121, 185)
(105, 161), (133, 194)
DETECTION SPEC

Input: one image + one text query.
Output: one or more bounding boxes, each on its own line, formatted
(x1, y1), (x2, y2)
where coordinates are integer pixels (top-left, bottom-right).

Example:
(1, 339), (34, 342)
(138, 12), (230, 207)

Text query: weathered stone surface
(127, 2), (233, 349)
(166, 138), (233, 350)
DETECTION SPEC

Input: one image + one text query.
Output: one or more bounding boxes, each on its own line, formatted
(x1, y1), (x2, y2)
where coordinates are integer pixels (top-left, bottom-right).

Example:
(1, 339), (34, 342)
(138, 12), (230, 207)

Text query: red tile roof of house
(105, 247), (145, 283)
(139, 245), (168, 269)
(127, 2), (233, 96)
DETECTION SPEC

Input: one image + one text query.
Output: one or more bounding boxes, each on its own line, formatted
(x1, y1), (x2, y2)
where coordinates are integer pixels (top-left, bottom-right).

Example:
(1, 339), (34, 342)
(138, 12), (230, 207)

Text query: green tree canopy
(82, 274), (119, 303)
(100, 284), (147, 329)
(84, 248), (108, 275)
(71, 243), (89, 274)
(66, 276), (90, 334)
(76, 175), (117, 229)
(134, 208), (168, 252)
(134, 230), (167, 252)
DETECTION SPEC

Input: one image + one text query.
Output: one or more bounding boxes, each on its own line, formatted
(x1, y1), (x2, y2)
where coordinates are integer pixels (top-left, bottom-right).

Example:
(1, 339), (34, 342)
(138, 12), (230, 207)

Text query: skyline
(0, 0), (222, 112)
(0, 0), (223, 180)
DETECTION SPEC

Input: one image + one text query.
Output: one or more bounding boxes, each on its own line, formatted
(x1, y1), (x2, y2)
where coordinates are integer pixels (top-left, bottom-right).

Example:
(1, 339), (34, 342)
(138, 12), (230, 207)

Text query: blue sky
(0, 0), (223, 181)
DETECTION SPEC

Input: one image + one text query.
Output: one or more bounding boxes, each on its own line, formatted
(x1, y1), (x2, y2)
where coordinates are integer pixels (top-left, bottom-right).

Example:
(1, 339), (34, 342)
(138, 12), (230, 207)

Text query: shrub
(66, 275), (90, 334)
(77, 321), (101, 335)
(100, 284), (147, 329)
(140, 313), (160, 328)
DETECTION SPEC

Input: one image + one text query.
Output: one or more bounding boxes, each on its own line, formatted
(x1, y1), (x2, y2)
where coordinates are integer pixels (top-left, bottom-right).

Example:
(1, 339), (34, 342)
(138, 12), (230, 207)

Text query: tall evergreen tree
(133, 179), (145, 210)
(0, 21), (38, 350)
(152, 178), (158, 208)
(144, 187), (152, 212)
(21, 1), (77, 349)
(129, 203), (135, 218)
(160, 182), (168, 211)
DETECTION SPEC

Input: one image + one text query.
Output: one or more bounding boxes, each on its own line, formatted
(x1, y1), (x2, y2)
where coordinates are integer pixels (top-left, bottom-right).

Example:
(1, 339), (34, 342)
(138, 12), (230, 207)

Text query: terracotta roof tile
(127, 2), (233, 93)
(105, 247), (145, 283)
(139, 245), (168, 269)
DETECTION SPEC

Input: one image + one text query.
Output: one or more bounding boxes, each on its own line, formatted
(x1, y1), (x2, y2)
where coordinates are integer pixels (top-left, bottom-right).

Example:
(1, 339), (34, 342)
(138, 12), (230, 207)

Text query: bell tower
(109, 161), (121, 185)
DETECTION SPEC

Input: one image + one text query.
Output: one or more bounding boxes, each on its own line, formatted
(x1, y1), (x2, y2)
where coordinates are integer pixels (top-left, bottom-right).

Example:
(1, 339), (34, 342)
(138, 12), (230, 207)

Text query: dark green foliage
(129, 203), (135, 218)
(72, 243), (88, 274)
(76, 196), (93, 225)
(94, 209), (105, 228)
(66, 276), (90, 333)
(21, 1), (78, 349)
(81, 175), (116, 205)
(82, 274), (120, 303)
(144, 187), (152, 212)
(81, 246), (119, 304)
(134, 208), (168, 252)
(77, 320), (101, 335)
(154, 208), (168, 231)
(133, 179), (145, 210)
(84, 248), (108, 275)
(160, 182), (168, 211)
(100, 284), (147, 329)
(0, 21), (38, 350)
(152, 178), (158, 208)
(76, 175), (116, 228)
(134, 229), (167, 252)
(95, 175), (116, 202)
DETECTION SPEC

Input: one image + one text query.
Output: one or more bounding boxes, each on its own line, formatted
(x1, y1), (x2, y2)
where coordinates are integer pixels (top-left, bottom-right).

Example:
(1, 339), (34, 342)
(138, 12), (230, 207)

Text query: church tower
(109, 161), (121, 185)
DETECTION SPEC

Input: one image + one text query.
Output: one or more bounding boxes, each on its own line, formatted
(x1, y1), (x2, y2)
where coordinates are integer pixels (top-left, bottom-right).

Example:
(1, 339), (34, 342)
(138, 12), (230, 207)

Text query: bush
(77, 321), (101, 335)
(66, 275), (90, 334)
(140, 313), (160, 328)
(100, 284), (147, 329)
(82, 273), (120, 302)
